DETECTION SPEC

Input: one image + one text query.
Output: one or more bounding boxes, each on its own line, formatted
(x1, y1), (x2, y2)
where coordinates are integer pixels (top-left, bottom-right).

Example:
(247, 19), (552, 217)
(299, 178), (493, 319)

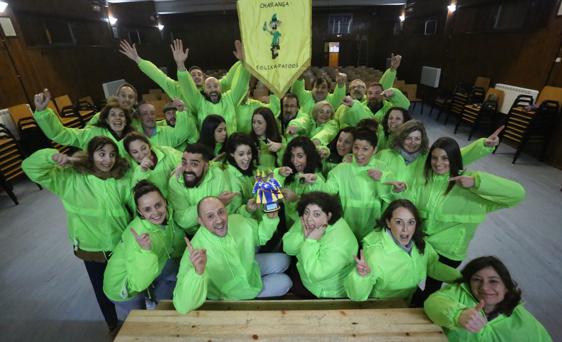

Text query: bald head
(197, 196), (228, 236)
(204, 77), (221, 103)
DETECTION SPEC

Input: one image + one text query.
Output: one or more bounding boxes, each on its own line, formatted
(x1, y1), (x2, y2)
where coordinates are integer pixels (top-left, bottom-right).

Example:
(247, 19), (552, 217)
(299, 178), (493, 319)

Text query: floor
(1, 104), (561, 341)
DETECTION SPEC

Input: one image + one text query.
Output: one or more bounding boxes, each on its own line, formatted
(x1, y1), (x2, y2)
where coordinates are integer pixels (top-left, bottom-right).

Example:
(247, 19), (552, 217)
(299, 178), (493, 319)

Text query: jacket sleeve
(168, 179), (199, 234)
(311, 120), (339, 147)
(124, 231), (160, 293)
(323, 168), (340, 194)
(297, 235), (354, 283)
(173, 250), (208, 314)
(328, 83), (346, 110)
(460, 138), (494, 166)
(249, 214), (280, 246)
(268, 94), (281, 117)
(138, 58), (182, 100)
(379, 68), (397, 90)
(22, 148), (71, 196)
(228, 63), (251, 106)
(344, 268), (375, 301)
(287, 112), (313, 135)
(33, 108), (87, 148)
(156, 110), (196, 147)
(469, 172), (526, 211)
(282, 221), (306, 256)
(219, 61), (241, 92)
(424, 285), (469, 329)
(178, 70), (203, 114)
(426, 243), (462, 283)
(387, 88), (410, 109)
(291, 79), (311, 107)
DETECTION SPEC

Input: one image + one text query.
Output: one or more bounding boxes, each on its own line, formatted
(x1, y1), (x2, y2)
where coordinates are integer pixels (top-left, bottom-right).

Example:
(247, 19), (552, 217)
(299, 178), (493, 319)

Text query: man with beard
(137, 102), (198, 151)
(173, 196), (292, 314)
(291, 71), (347, 115)
(280, 93), (314, 138)
(175, 39), (250, 134)
(335, 54), (409, 128)
(168, 144), (237, 234)
(118, 40), (241, 105)
(86, 83), (140, 128)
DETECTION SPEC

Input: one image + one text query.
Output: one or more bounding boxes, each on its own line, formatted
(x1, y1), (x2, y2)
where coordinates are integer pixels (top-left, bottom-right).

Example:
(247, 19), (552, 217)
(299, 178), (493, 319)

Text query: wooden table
(115, 305), (447, 341)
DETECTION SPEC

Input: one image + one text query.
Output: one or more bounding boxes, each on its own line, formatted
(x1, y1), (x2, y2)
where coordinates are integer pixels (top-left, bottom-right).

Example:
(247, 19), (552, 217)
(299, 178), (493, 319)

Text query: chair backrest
(0, 124), (25, 182)
(401, 84), (418, 101)
(508, 94), (534, 113)
(474, 76), (490, 91)
(47, 101), (59, 114)
(485, 88), (505, 110)
(393, 80), (406, 90)
(469, 86), (486, 104)
(54, 95), (73, 112)
(8, 104), (33, 125)
(536, 86), (562, 107)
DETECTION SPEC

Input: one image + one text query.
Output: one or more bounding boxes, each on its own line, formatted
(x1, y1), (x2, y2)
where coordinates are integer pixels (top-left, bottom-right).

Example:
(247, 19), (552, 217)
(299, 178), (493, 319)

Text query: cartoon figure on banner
(263, 13), (282, 59)
(253, 169), (283, 212)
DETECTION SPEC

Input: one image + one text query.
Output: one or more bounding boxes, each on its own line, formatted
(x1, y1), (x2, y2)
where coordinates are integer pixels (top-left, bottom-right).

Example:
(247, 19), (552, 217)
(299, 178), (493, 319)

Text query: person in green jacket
(307, 101), (340, 147)
(175, 39), (250, 134)
(291, 72), (347, 115)
(197, 115), (227, 159)
(250, 107), (285, 169)
(412, 137), (525, 300)
(275, 136), (327, 227)
(167, 143), (237, 234)
(283, 192), (358, 298)
(173, 196), (292, 314)
(324, 129), (398, 240)
(279, 93), (312, 138)
(33, 91), (135, 155)
(137, 101), (198, 151)
(103, 180), (185, 313)
(21, 136), (133, 332)
(222, 132), (259, 215)
(345, 199), (461, 303)
(123, 132), (181, 197)
(377, 107), (412, 152)
(424, 256), (552, 342)
(86, 82), (139, 128)
(235, 79), (281, 135)
(322, 127), (354, 176)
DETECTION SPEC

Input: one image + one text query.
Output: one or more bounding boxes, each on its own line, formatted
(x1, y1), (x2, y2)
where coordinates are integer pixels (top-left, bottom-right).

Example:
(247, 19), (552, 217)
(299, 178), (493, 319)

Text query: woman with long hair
(22, 136), (133, 332)
(250, 107), (285, 169)
(377, 107), (412, 152)
(198, 114), (227, 158)
(424, 256), (551, 341)
(345, 199), (460, 303)
(322, 127), (354, 176)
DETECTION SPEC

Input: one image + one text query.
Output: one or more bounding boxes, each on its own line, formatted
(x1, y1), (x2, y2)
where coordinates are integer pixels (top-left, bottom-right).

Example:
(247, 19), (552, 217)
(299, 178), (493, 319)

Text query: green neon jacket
(22, 148), (133, 252)
(410, 171), (525, 261)
(33, 108), (129, 155)
(283, 218), (358, 298)
(236, 96), (280, 135)
(424, 283), (552, 342)
(173, 213), (280, 314)
(309, 119), (340, 147)
(146, 111), (198, 150)
(291, 79), (346, 115)
(323, 157), (394, 240)
(256, 137), (285, 169)
(167, 165), (230, 234)
(177, 63), (249, 134)
(222, 163), (255, 215)
(129, 145), (181, 198)
(103, 208), (185, 301)
(345, 229), (461, 302)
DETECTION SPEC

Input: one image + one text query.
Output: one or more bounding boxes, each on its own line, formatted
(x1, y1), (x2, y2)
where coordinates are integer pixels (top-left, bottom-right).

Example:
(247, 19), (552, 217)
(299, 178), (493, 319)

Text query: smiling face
(231, 144), (252, 171)
(386, 206), (417, 247)
(431, 148), (450, 175)
(92, 143), (116, 173)
(127, 139), (151, 164)
(182, 152), (208, 188)
(252, 113), (267, 138)
(282, 96), (299, 118)
(402, 130), (422, 154)
(198, 197), (228, 237)
(105, 107), (127, 134)
(353, 139), (376, 166)
(302, 203), (331, 230)
(470, 266), (507, 313)
(190, 68), (205, 87)
(366, 84), (384, 102)
(312, 82), (328, 102)
(387, 109), (405, 132)
(117, 86), (137, 110)
(137, 191), (167, 225)
(316, 104), (332, 124)
(204, 77), (221, 103)
(139, 103), (156, 130)
(214, 122), (227, 144)
(164, 108), (177, 127)
(290, 146), (307, 173)
(349, 80), (366, 100)
(336, 131), (353, 157)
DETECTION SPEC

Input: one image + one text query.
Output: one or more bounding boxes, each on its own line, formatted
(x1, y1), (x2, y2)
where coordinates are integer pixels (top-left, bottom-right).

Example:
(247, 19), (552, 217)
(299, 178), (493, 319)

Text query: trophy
(252, 169), (283, 212)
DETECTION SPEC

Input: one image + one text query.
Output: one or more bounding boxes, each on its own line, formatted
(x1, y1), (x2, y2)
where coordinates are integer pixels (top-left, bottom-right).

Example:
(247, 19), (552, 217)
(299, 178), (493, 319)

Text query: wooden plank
(115, 308), (447, 342)
(156, 298), (407, 311)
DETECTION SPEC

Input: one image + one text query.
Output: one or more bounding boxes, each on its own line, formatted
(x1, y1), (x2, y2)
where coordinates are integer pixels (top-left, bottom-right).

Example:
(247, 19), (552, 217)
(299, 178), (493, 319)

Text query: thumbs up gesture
(458, 300), (488, 333)
(354, 249), (371, 277)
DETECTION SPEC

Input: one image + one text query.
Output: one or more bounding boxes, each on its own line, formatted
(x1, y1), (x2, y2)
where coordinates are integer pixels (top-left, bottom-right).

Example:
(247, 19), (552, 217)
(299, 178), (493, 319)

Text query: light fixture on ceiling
(0, 1), (9, 13)
(399, 14), (405, 22)
(108, 16), (118, 26)
(447, 3), (457, 13)
(157, 23), (164, 31)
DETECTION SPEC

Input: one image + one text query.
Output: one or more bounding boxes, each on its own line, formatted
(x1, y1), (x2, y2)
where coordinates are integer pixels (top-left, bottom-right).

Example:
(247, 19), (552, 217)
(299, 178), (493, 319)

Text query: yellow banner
(237, 0), (311, 98)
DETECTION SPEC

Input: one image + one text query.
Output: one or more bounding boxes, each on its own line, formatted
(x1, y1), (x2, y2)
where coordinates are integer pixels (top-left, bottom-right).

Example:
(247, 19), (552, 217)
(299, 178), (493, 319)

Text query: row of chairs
(425, 78), (561, 164)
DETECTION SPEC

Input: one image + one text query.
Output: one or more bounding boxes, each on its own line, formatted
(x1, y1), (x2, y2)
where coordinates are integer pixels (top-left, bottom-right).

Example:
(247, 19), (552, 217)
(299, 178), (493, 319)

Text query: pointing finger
(490, 125), (505, 138)
(130, 227), (140, 239)
(184, 236), (194, 253)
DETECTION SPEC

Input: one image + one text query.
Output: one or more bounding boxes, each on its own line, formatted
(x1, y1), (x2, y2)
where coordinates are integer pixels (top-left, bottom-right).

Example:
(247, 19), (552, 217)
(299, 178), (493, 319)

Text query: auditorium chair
(443, 86), (486, 125)
(454, 87), (505, 140)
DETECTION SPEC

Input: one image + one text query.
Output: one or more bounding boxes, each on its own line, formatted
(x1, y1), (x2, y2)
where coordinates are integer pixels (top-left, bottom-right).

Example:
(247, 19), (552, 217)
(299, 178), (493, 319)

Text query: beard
(367, 99), (383, 114)
(183, 171), (203, 188)
(203, 91), (222, 104)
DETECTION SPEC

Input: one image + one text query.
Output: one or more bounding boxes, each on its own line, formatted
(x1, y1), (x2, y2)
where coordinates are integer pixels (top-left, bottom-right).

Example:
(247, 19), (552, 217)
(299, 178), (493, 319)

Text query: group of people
(21, 38), (552, 341)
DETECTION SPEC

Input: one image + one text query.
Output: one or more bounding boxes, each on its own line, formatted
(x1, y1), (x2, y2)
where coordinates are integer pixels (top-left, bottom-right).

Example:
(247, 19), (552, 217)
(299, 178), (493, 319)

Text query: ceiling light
(0, 1), (8, 13)
(447, 3), (456, 13)
(399, 14), (405, 22)
(157, 24), (164, 31)
(108, 16), (118, 26)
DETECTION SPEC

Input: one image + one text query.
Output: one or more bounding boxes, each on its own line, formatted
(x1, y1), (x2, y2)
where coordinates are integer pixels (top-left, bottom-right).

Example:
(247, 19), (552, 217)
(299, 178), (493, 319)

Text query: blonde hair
(311, 100), (333, 122)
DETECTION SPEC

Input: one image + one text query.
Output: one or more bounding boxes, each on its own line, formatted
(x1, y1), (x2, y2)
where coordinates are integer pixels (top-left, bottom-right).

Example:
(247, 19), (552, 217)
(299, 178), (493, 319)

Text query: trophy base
(263, 202), (280, 213)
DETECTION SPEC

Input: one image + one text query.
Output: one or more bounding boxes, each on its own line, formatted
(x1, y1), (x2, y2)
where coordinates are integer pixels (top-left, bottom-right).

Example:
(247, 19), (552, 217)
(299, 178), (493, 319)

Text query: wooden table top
(115, 307), (447, 341)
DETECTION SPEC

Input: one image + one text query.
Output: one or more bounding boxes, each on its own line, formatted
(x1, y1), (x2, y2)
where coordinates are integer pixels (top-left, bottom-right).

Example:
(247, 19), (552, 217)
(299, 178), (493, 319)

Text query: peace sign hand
(131, 227), (152, 251)
(449, 175), (475, 188)
(458, 300), (488, 333)
(354, 249), (371, 277)
(34, 89), (51, 111)
(119, 40), (141, 63)
(185, 236), (207, 275)
(484, 125), (504, 147)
